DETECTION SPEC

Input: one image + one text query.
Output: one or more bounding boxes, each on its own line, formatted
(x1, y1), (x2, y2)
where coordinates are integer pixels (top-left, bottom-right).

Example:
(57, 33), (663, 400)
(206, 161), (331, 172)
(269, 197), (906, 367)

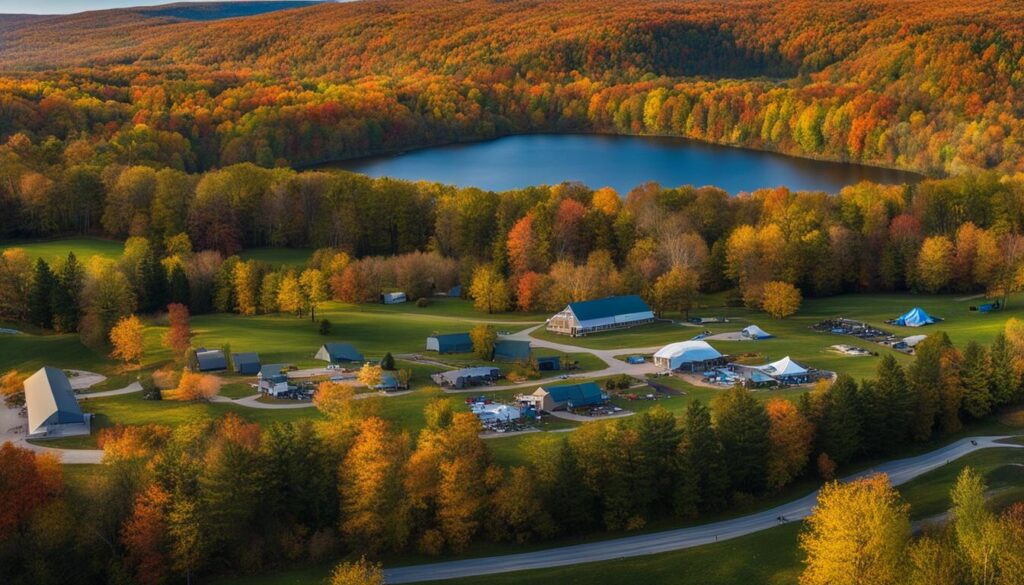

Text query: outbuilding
(315, 342), (365, 363)
(382, 292), (407, 304)
(426, 332), (473, 354)
(231, 352), (261, 375)
(546, 295), (655, 336)
(493, 339), (531, 362)
(431, 366), (502, 389)
(536, 356), (562, 371)
(524, 382), (606, 412)
(448, 285), (462, 297)
(191, 348), (227, 372)
(741, 325), (772, 340)
(732, 356), (813, 385)
(23, 366), (90, 438)
(653, 340), (724, 371)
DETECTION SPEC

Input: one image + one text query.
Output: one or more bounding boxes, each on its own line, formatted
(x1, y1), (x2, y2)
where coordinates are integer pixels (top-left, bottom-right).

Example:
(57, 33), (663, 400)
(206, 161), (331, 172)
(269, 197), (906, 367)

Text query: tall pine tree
(27, 258), (55, 329)
(820, 374), (862, 465)
(168, 263), (191, 307)
(677, 400), (729, 516)
(961, 341), (993, 420)
(907, 332), (952, 441)
(712, 386), (770, 495)
(989, 332), (1017, 407)
(52, 252), (83, 333)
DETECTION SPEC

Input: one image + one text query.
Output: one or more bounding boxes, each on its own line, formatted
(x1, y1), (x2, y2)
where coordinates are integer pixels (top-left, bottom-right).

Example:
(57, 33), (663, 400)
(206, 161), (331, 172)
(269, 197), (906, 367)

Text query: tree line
(4, 320), (1024, 583)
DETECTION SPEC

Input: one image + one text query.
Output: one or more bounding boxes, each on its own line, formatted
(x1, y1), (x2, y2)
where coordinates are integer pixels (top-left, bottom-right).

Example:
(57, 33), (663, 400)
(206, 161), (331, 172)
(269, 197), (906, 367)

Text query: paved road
(383, 436), (1022, 583)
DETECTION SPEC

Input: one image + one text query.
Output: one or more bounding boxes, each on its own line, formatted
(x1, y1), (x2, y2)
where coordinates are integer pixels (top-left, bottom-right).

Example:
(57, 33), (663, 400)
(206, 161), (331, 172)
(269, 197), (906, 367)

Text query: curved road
(383, 436), (1022, 583)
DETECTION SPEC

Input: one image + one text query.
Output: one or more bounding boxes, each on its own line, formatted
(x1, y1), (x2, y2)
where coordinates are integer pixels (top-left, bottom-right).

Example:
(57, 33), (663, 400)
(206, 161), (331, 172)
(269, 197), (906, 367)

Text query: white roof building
(653, 340), (723, 371)
(23, 366), (90, 437)
(741, 325), (772, 339)
(754, 356), (808, 378)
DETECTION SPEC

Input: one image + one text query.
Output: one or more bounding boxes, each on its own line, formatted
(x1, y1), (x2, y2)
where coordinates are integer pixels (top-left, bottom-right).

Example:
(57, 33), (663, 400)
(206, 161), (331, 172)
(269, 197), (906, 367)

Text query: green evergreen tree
(27, 258), (55, 329)
(168, 263), (191, 307)
(548, 439), (594, 534)
(821, 374), (862, 464)
(380, 352), (396, 370)
(213, 256), (239, 314)
(989, 332), (1017, 407)
(960, 341), (993, 420)
(138, 248), (169, 313)
(676, 400), (729, 516)
(907, 332), (952, 441)
(873, 354), (913, 452)
(712, 386), (770, 494)
(856, 379), (886, 456)
(52, 251), (84, 333)
(636, 406), (682, 512)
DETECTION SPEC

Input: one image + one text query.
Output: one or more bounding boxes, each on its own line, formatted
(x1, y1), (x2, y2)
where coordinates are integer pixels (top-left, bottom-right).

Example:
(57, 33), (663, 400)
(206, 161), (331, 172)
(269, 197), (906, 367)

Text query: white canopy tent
(755, 356), (808, 377)
(741, 325), (772, 339)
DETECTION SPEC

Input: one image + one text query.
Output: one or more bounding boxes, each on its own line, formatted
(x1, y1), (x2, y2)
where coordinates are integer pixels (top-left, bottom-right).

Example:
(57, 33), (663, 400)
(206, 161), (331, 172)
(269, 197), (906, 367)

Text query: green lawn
(358, 296), (547, 323)
(238, 248), (314, 267)
(1, 237), (124, 265)
(0, 328), (112, 375)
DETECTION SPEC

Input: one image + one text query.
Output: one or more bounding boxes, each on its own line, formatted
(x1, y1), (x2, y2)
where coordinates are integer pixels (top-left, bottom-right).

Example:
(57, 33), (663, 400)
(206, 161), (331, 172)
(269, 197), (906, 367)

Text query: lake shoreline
(309, 132), (927, 195)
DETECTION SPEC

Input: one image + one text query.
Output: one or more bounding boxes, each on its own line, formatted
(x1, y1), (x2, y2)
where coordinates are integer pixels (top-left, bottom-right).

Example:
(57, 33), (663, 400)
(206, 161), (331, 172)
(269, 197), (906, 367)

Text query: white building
(381, 292), (407, 304)
(653, 340), (724, 371)
(23, 366), (90, 438)
(546, 295), (655, 336)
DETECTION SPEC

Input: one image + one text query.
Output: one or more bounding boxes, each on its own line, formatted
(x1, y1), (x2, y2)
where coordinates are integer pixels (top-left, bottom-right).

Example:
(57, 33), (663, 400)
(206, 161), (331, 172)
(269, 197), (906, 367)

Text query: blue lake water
(330, 134), (923, 194)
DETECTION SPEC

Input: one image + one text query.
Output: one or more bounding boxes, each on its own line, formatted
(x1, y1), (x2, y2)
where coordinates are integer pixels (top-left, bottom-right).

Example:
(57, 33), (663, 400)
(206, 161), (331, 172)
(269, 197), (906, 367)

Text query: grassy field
(238, 248), (314, 267)
(1, 237), (124, 264)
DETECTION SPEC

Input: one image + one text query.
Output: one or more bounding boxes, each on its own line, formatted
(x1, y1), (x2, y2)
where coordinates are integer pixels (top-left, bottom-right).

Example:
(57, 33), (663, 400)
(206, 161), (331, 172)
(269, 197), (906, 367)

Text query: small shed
(192, 348), (227, 372)
(24, 366), (90, 437)
(536, 356), (562, 371)
(315, 342), (365, 363)
(527, 382), (606, 412)
(381, 292), (407, 304)
(426, 332), (473, 354)
(231, 352), (261, 375)
(431, 366), (502, 389)
(493, 339), (531, 362)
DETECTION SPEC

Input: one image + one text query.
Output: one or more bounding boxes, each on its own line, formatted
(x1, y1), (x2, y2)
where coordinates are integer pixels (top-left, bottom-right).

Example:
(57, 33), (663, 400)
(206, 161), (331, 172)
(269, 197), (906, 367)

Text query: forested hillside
(0, 0), (1023, 175)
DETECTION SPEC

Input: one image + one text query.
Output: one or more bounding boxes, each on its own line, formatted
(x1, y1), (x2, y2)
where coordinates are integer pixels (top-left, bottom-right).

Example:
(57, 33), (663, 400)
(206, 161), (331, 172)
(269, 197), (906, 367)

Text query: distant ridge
(132, 1), (328, 21)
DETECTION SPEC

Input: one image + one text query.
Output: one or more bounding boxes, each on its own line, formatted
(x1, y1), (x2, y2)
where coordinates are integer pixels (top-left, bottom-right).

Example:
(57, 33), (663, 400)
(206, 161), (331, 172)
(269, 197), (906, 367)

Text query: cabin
(191, 348), (227, 372)
(653, 340), (724, 372)
(425, 332), (473, 354)
(381, 292), (407, 304)
(522, 382), (606, 412)
(315, 342), (364, 363)
(431, 366), (502, 389)
(231, 352), (261, 375)
(493, 339), (531, 362)
(23, 367), (90, 438)
(546, 295), (654, 336)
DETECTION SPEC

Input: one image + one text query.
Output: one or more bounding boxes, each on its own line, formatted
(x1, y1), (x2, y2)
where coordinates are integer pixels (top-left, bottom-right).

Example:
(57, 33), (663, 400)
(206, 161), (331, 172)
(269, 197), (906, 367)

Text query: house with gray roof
(191, 348), (227, 372)
(426, 332), (473, 354)
(23, 366), (90, 438)
(231, 352), (261, 375)
(431, 366), (502, 389)
(546, 295), (655, 336)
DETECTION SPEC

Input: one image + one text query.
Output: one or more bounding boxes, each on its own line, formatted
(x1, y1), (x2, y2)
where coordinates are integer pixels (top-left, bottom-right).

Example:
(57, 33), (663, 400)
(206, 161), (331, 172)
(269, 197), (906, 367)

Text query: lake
(329, 134), (923, 194)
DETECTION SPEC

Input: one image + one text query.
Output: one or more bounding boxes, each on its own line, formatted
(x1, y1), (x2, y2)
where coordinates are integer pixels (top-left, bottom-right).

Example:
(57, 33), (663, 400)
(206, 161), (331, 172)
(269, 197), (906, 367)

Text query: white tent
(756, 356), (808, 377)
(741, 325), (772, 339)
(653, 340), (723, 370)
(903, 334), (927, 347)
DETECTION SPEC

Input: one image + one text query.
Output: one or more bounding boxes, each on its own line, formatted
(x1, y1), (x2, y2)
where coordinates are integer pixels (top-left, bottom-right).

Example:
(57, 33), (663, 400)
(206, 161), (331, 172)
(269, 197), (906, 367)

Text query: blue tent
(894, 307), (938, 327)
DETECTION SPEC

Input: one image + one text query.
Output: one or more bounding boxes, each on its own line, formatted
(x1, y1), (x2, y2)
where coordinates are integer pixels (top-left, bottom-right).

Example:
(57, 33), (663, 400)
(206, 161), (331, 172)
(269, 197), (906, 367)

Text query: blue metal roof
(568, 295), (652, 321)
(544, 382), (604, 407)
(231, 352), (261, 374)
(429, 332), (473, 353)
(494, 339), (531, 361)
(319, 342), (364, 362)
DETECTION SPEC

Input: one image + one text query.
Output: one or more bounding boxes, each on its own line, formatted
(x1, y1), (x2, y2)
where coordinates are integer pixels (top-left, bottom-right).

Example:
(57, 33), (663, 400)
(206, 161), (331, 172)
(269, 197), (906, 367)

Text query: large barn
(23, 366), (90, 438)
(546, 295), (655, 336)
(653, 340), (724, 372)
(315, 342), (364, 363)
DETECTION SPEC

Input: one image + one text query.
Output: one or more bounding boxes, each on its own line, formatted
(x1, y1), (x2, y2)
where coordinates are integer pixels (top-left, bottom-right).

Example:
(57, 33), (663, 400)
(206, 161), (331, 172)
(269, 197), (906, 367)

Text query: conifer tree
(27, 258), (55, 329)
(677, 400), (729, 514)
(168, 263), (190, 307)
(960, 341), (993, 420)
(820, 374), (862, 465)
(989, 332), (1017, 407)
(52, 252), (84, 333)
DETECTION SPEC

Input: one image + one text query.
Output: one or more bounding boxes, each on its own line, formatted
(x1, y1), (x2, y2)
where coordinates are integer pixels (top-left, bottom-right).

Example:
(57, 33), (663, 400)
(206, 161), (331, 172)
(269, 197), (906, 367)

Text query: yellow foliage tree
(469, 265), (509, 314)
(765, 398), (814, 490)
(329, 557), (384, 585)
(761, 281), (802, 318)
(916, 235), (954, 293)
(357, 362), (384, 389)
(165, 371), (220, 402)
(800, 473), (910, 585)
(110, 314), (145, 367)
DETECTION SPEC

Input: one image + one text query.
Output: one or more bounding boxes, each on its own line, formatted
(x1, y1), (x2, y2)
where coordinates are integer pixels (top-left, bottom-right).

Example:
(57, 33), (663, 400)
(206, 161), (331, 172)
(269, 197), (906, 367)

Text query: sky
(0, 0), (297, 15)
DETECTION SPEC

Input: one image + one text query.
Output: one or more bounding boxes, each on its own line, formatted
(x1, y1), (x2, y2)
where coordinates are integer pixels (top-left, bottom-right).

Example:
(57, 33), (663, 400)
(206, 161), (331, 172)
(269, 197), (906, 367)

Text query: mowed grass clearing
(238, 247), (314, 267)
(1, 237), (124, 264)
